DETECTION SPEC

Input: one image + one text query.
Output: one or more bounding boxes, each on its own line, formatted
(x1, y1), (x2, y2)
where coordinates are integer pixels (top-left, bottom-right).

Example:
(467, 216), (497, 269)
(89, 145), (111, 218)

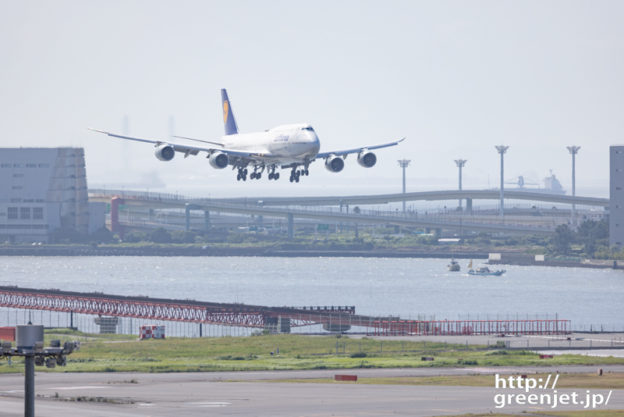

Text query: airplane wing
(316, 137), (405, 159)
(173, 135), (225, 147)
(88, 128), (261, 159)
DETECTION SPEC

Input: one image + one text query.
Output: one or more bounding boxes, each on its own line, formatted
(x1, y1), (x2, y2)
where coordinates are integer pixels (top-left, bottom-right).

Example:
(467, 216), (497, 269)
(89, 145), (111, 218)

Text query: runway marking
(50, 385), (109, 390)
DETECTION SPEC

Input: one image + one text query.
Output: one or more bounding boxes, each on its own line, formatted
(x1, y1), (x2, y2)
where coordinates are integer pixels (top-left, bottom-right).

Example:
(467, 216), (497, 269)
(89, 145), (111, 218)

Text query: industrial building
(0, 148), (104, 243)
(610, 145), (624, 247)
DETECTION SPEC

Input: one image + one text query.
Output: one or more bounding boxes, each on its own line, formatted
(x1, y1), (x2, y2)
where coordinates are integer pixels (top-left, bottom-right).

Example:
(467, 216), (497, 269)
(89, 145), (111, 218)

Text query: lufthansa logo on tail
(223, 100), (229, 124)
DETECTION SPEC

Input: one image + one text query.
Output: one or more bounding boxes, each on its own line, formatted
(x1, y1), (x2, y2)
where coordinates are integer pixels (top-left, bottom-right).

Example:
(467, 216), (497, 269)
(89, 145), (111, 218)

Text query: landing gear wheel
(275, 172), (280, 180)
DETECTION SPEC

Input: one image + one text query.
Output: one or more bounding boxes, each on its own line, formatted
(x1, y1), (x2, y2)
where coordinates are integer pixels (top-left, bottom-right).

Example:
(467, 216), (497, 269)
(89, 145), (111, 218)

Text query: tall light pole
(398, 159), (411, 213)
(567, 146), (580, 225)
(454, 159), (467, 210)
(495, 146), (509, 217)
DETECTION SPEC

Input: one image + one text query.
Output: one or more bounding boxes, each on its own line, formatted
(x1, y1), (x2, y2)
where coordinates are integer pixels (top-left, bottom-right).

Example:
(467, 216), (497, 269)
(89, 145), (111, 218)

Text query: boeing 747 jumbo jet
(90, 89), (404, 183)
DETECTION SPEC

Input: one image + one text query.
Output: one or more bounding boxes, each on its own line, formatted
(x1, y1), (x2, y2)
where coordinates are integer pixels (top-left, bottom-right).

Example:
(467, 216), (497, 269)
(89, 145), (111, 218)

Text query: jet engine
(154, 144), (175, 161)
(209, 151), (229, 169)
(324, 154), (344, 173)
(357, 150), (377, 168)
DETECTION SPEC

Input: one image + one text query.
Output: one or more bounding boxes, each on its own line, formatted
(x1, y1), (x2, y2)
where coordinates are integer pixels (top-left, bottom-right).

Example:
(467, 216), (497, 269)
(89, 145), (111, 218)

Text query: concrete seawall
(0, 245), (488, 259)
(0, 246), (621, 269)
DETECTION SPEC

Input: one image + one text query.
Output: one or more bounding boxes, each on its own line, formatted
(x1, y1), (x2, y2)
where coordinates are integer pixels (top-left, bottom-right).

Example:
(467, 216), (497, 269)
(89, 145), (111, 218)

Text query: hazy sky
(1, 1), (622, 198)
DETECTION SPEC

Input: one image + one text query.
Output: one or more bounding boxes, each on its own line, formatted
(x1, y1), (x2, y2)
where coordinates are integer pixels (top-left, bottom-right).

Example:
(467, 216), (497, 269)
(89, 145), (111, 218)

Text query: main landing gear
(268, 165), (280, 181)
(236, 168), (248, 181)
(250, 170), (262, 180)
(289, 168), (309, 183)
(236, 165), (302, 182)
(238, 166), (276, 181)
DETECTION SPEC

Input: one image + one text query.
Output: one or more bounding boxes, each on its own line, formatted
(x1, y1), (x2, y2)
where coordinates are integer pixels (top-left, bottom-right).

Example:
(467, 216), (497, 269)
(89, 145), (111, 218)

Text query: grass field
(1, 330), (623, 373)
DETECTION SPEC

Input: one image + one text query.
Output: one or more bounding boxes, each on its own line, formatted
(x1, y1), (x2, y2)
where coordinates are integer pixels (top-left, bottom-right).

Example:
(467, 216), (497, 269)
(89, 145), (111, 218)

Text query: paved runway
(1, 367), (622, 416)
(362, 333), (624, 353)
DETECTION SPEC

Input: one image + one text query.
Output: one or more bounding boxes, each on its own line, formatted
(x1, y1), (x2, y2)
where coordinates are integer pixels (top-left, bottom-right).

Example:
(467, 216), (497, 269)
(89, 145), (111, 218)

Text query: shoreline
(0, 245), (621, 270)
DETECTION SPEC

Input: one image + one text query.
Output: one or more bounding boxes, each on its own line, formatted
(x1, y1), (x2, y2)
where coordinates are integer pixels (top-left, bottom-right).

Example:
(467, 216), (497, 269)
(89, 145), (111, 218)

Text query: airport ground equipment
(0, 324), (78, 417)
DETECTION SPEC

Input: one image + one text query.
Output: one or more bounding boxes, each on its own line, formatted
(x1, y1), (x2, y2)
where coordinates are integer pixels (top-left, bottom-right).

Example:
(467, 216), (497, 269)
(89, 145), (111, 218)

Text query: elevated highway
(103, 194), (558, 235)
(89, 189), (607, 236)
(201, 189), (609, 208)
(90, 188), (609, 208)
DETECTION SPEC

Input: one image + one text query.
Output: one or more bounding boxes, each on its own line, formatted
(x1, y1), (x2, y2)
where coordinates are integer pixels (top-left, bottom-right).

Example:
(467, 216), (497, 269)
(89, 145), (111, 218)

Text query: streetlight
(398, 159), (411, 213)
(495, 146), (509, 217)
(567, 146), (581, 225)
(454, 159), (467, 210)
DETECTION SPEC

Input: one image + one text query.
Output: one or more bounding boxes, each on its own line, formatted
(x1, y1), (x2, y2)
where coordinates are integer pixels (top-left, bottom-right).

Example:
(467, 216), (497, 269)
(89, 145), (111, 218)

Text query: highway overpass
(90, 188), (609, 208)
(90, 189), (570, 236)
(198, 189), (609, 208)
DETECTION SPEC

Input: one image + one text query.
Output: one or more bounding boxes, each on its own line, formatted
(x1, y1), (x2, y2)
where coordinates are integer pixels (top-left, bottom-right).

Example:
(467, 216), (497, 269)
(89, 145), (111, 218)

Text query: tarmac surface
(1, 366), (623, 417)
(363, 333), (624, 355)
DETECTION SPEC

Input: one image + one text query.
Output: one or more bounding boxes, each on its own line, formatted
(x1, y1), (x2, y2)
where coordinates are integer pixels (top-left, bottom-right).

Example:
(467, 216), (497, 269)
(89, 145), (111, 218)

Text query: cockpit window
(302, 127), (314, 131)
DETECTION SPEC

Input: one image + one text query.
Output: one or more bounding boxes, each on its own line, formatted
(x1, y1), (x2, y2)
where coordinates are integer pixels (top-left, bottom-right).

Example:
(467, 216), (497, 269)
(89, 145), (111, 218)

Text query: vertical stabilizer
(221, 89), (239, 135)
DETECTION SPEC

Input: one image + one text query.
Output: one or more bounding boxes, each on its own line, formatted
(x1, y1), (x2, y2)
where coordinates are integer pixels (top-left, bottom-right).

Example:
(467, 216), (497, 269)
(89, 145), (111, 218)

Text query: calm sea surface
(0, 256), (622, 330)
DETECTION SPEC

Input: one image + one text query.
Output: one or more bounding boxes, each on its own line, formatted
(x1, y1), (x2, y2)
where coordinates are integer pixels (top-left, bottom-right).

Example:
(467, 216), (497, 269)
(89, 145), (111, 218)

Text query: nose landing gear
(289, 168), (308, 183)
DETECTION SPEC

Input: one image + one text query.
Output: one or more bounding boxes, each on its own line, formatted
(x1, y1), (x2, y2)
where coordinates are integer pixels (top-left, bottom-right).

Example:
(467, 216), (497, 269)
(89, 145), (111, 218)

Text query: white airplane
(90, 89), (404, 183)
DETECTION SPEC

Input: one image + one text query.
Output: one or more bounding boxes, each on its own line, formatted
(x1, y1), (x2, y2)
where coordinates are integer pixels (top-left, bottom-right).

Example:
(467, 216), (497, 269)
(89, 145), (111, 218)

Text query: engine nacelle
(357, 150), (377, 168)
(324, 154), (344, 173)
(154, 144), (175, 161)
(209, 151), (229, 169)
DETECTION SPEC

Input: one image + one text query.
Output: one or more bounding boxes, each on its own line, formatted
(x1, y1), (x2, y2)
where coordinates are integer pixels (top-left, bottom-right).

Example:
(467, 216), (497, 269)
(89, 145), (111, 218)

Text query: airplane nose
(311, 132), (320, 153)
(297, 129), (320, 155)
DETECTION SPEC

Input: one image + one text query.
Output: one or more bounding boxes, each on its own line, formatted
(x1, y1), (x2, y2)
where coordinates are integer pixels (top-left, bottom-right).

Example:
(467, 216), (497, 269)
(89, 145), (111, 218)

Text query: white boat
(468, 265), (506, 276)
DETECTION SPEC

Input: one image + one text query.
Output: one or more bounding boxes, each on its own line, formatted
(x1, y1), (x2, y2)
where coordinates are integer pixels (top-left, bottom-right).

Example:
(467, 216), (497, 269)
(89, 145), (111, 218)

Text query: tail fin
(221, 89), (238, 135)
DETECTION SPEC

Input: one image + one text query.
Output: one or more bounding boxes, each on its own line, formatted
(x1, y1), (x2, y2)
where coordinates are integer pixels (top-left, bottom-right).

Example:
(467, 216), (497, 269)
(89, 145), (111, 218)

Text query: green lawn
(1, 331), (623, 373)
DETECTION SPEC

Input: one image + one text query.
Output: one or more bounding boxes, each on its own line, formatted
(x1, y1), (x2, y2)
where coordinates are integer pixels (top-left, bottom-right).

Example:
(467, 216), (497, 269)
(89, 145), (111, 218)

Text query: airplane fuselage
(91, 88), (404, 184)
(221, 123), (320, 165)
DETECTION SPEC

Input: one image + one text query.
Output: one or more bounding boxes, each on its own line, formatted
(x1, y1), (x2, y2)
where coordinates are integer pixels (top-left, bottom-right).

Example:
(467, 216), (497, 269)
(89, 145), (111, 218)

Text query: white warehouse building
(0, 147), (103, 243)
